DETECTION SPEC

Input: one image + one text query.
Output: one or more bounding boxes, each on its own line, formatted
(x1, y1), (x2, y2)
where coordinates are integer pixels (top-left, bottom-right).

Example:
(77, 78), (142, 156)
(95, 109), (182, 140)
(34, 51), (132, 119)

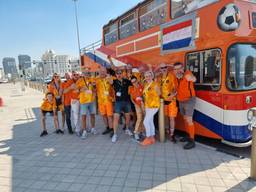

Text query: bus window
(186, 52), (201, 84)
(227, 44), (256, 91)
(171, 0), (218, 19)
(186, 49), (221, 91)
(203, 50), (221, 85)
(104, 23), (118, 45)
(139, 0), (167, 32)
(120, 13), (137, 39)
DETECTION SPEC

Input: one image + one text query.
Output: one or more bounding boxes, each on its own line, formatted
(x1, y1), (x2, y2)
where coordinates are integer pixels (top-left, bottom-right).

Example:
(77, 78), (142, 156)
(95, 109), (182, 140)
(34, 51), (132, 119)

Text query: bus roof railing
(81, 40), (102, 54)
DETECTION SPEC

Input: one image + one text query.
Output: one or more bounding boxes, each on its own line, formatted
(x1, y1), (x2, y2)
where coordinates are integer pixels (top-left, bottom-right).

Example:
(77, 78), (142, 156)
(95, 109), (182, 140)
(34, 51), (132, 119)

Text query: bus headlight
(248, 109), (254, 122)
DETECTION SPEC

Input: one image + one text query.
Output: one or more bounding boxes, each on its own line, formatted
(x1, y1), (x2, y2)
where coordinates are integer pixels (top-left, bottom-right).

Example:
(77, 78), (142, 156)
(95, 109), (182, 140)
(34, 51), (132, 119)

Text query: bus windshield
(227, 44), (256, 91)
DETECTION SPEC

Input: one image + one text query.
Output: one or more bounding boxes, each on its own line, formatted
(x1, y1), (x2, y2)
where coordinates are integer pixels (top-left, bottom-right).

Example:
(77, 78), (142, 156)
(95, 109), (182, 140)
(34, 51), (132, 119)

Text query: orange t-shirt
(143, 81), (160, 108)
(48, 81), (62, 98)
(61, 79), (73, 106)
(96, 78), (114, 104)
(76, 77), (95, 104)
(174, 70), (196, 102)
(40, 99), (56, 111)
(129, 84), (144, 106)
(160, 72), (176, 101)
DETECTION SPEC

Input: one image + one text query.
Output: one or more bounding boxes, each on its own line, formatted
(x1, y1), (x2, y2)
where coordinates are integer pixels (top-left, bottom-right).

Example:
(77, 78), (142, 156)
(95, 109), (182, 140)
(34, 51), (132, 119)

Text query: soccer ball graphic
(217, 3), (241, 31)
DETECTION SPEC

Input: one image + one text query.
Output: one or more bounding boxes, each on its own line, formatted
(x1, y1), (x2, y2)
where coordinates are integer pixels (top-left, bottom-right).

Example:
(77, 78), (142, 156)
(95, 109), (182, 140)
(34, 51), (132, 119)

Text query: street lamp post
(72, 0), (81, 69)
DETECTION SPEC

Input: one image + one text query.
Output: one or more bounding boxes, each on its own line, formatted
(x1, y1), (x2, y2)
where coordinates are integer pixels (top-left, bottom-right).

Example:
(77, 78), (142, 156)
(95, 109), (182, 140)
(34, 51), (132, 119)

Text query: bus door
(186, 49), (223, 138)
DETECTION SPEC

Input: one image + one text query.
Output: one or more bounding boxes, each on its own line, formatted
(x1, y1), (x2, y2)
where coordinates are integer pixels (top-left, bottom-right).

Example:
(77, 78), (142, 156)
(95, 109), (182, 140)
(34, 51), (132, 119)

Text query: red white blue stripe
(162, 20), (193, 50)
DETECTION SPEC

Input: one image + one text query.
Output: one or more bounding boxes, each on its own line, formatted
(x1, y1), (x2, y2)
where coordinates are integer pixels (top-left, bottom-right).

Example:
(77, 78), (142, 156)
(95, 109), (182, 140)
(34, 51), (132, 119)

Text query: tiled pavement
(0, 83), (256, 192)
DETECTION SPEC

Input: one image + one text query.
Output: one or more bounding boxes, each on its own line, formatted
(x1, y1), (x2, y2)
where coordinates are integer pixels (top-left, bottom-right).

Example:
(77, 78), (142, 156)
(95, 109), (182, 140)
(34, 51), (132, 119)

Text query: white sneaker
(111, 134), (118, 143)
(91, 128), (97, 135)
(125, 129), (133, 136)
(134, 133), (140, 140)
(81, 130), (87, 139)
(76, 131), (81, 137)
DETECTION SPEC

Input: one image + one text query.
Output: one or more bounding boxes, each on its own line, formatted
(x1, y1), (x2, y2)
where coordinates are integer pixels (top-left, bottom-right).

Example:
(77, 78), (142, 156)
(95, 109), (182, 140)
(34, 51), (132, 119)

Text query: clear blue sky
(0, 0), (141, 66)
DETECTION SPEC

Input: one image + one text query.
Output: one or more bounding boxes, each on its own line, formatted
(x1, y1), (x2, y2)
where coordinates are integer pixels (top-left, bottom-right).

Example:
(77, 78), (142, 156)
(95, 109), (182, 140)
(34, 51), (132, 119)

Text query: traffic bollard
(0, 97), (3, 107)
(158, 99), (165, 143)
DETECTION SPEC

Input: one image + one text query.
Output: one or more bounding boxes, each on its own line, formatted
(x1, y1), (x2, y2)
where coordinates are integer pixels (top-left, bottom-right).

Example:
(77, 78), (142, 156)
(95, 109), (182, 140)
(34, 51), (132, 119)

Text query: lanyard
(143, 82), (153, 95)
(102, 79), (108, 91)
(83, 77), (90, 90)
(161, 74), (169, 86)
(54, 82), (60, 95)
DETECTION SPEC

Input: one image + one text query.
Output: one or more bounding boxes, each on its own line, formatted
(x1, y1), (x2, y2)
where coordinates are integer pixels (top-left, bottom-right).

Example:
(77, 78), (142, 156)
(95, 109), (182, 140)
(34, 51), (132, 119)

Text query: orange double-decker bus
(82, 0), (256, 147)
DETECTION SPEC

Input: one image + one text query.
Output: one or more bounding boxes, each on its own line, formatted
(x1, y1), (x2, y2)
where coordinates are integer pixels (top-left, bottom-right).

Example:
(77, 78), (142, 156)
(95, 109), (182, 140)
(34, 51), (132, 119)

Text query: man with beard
(173, 62), (197, 149)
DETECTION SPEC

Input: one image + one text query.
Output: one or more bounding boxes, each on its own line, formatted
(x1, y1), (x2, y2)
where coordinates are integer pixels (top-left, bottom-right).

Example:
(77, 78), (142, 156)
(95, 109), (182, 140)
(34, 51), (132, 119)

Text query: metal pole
(251, 126), (256, 179)
(73, 0), (81, 67)
(158, 98), (165, 143)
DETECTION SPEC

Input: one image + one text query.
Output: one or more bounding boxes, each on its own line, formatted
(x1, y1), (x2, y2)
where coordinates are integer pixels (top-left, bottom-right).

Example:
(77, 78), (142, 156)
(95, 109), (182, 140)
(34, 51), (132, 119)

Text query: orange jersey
(174, 70), (196, 102)
(129, 83), (144, 106)
(96, 78), (114, 104)
(40, 99), (56, 111)
(160, 72), (176, 101)
(61, 79), (73, 106)
(76, 77), (95, 104)
(143, 81), (160, 108)
(48, 81), (62, 97)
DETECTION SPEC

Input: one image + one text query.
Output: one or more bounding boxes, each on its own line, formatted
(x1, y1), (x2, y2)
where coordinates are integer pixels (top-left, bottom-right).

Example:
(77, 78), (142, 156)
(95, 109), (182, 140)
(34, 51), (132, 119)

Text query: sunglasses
(116, 72), (122, 75)
(160, 67), (167, 69)
(174, 67), (183, 71)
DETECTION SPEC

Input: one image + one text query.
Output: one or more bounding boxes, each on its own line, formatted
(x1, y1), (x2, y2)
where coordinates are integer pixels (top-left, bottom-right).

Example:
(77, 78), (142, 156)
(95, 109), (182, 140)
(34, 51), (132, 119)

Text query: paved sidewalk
(0, 83), (255, 192)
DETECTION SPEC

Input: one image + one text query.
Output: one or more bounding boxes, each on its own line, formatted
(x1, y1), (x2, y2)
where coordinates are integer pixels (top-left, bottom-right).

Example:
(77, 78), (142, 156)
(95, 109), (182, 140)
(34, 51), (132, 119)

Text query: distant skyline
(0, 0), (142, 66)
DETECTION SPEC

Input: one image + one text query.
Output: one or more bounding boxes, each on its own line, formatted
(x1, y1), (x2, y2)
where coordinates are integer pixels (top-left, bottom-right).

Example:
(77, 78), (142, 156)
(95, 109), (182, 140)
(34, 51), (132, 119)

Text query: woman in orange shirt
(48, 73), (65, 133)
(129, 75), (144, 141)
(141, 71), (160, 146)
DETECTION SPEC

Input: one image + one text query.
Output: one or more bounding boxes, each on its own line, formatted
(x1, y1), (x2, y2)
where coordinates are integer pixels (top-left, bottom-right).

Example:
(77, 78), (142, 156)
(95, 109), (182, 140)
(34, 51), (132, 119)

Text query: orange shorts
(164, 100), (178, 117)
(98, 101), (113, 116)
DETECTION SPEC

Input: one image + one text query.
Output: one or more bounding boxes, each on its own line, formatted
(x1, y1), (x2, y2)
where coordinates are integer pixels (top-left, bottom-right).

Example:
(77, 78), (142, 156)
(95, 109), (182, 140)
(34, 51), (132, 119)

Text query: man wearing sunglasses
(76, 71), (97, 139)
(158, 63), (178, 143)
(48, 73), (65, 134)
(108, 69), (133, 143)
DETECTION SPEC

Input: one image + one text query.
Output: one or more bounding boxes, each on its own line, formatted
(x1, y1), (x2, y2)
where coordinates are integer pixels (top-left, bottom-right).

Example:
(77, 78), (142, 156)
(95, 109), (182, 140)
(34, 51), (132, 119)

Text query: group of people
(40, 57), (197, 150)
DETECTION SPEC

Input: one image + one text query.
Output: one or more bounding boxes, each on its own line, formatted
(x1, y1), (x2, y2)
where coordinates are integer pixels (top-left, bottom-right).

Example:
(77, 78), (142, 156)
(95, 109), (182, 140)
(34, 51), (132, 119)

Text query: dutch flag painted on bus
(162, 20), (193, 51)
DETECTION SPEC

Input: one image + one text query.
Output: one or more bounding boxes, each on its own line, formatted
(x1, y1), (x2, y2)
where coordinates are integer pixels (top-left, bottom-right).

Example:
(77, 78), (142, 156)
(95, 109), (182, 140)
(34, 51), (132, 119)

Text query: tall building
(2, 57), (18, 78)
(55, 55), (71, 75)
(41, 50), (56, 77)
(18, 55), (31, 70)
(69, 57), (80, 72)
(0, 67), (4, 79)
(41, 49), (77, 77)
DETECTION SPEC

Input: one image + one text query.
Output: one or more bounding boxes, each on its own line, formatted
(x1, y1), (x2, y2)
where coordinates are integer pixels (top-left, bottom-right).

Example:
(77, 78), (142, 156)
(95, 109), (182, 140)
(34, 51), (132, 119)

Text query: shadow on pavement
(0, 105), (256, 192)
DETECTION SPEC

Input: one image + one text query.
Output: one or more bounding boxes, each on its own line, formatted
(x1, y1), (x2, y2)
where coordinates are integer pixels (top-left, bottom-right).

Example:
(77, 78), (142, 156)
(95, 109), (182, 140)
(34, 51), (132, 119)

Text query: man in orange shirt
(40, 92), (60, 136)
(96, 68), (114, 135)
(61, 73), (74, 134)
(158, 63), (178, 143)
(70, 71), (81, 136)
(76, 71), (97, 139)
(173, 62), (197, 150)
